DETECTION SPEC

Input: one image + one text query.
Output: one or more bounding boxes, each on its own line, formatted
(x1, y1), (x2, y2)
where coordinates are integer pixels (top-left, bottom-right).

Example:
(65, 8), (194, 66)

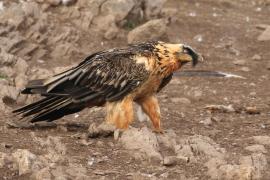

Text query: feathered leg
(137, 95), (162, 133)
(105, 96), (134, 129)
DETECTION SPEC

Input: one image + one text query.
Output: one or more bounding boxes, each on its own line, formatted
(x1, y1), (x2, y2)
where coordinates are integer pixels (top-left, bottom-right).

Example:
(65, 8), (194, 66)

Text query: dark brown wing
(46, 49), (150, 102)
(13, 47), (151, 122)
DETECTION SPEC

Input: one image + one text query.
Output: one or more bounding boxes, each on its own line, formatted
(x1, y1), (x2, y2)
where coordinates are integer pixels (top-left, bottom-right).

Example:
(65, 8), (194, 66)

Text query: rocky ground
(0, 0), (270, 179)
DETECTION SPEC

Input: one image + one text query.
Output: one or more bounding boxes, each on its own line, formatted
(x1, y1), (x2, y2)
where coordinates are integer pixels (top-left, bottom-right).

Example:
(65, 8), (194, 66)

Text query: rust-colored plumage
(13, 41), (199, 132)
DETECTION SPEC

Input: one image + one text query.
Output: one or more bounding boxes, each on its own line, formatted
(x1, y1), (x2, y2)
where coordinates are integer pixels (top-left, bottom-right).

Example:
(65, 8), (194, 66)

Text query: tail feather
(13, 96), (85, 123)
(20, 97), (64, 117)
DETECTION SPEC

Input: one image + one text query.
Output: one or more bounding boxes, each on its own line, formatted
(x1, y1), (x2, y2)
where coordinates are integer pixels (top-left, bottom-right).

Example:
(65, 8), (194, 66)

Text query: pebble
(163, 156), (177, 166)
(170, 97), (191, 104)
(245, 145), (267, 153)
(245, 107), (260, 114)
(233, 59), (246, 66)
(253, 136), (270, 145)
(257, 26), (270, 41)
(240, 67), (250, 72)
(252, 54), (261, 60)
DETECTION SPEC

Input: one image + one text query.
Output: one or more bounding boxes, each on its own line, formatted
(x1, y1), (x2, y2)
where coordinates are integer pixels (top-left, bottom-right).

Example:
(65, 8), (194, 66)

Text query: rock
(93, 15), (116, 31)
(144, 0), (167, 20)
(65, 166), (87, 177)
(0, 85), (19, 101)
(127, 19), (167, 43)
(79, 11), (94, 31)
(0, 50), (17, 66)
(157, 129), (177, 149)
(194, 34), (203, 42)
(12, 149), (42, 175)
(14, 58), (29, 75)
(0, 152), (15, 169)
(257, 26), (270, 41)
(240, 153), (268, 179)
(204, 104), (235, 113)
(163, 156), (177, 166)
(252, 136), (270, 145)
(244, 107), (260, 114)
(48, 0), (61, 6)
(88, 122), (115, 138)
(31, 167), (52, 180)
(14, 75), (28, 89)
(240, 67), (250, 72)
(119, 127), (162, 161)
(104, 26), (119, 40)
(267, 62), (270, 70)
(100, 0), (135, 22)
(161, 8), (178, 22)
(233, 59), (246, 66)
(206, 158), (254, 180)
(62, 0), (77, 6)
(252, 54), (262, 60)
(51, 166), (69, 179)
(170, 97), (191, 104)
(187, 135), (226, 159)
(200, 117), (213, 126)
(245, 145), (267, 153)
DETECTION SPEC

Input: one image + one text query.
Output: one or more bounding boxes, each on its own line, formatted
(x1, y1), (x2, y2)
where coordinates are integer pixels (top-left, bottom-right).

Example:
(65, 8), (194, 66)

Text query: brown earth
(0, 0), (270, 179)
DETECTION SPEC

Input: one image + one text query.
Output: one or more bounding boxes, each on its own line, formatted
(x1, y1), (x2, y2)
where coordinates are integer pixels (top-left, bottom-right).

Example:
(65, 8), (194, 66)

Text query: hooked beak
(179, 45), (202, 67)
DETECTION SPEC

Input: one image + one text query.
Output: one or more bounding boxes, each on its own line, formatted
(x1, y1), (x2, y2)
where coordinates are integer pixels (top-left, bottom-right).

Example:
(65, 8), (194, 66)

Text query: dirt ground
(0, 0), (270, 179)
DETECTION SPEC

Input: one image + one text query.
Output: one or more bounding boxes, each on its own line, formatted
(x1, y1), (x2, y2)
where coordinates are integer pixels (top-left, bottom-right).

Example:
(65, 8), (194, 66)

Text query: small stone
(104, 26), (119, 40)
(12, 149), (40, 175)
(240, 67), (250, 72)
(4, 143), (13, 149)
(267, 62), (270, 70)
(257, 26), (270, 41)
(245, 107), (260, 114)
(253, 136), (270, 145)
(170, 97), (191, 104)
(245, 145), (267, 153)
(48, 0), (61, 6)
(32, 167), (52, 180)
(15, 75), (28, 89)
(62, 0), (77, 6)
(163, 156), (177, 166)
(200, 117), (212, 126)
(194, 90), (203, 98)
(114, 129), (120, 140)
(96, 141), (104, 147)
(233, 59), (246, 66)
(252, 54), (261, 60)
(249, 92), (256, 96)
(0, 152), (14, 168)
(204, 104), (235, 113)
(14, 58), (29, 75)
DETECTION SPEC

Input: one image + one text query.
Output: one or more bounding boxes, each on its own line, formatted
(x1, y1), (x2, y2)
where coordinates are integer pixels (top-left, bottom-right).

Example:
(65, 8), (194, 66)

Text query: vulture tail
(13, 96), (85, 123)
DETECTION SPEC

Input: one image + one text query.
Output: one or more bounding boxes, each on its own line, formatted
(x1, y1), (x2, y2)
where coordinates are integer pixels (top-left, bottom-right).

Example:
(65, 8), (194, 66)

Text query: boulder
(119, 127), (162, 161)
(12, 149), (42, 175)
(127, 19), (167, 43)
(100, 0), (135, 22)
(144, 0), (167, 20)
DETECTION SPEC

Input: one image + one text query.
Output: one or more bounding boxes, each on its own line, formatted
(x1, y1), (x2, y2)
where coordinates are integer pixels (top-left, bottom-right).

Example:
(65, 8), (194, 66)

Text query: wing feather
(42, 48), (150, 104)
